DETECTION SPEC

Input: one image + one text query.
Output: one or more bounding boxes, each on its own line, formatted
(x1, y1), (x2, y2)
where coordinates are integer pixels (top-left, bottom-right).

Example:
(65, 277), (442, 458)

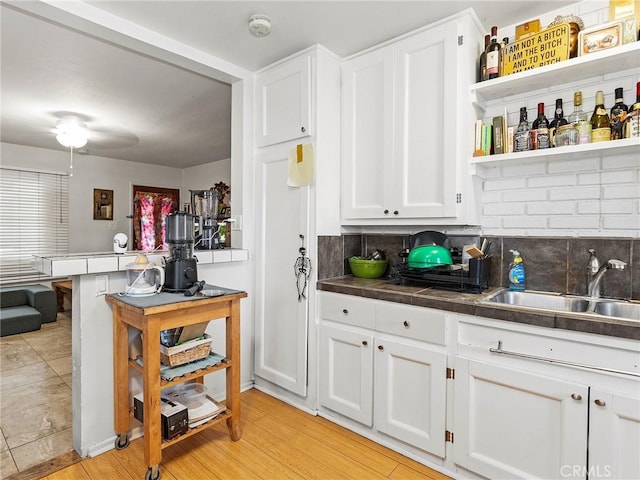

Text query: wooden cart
(106, 289), (247, 480)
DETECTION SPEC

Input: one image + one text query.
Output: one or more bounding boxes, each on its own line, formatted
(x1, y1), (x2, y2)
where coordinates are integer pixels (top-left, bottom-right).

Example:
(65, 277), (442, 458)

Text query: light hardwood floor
(37, 388), (452, 480)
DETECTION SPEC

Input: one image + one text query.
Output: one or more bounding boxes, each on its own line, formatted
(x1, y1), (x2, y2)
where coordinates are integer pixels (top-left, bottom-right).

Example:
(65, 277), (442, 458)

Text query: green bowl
(348, 257), (388, 279)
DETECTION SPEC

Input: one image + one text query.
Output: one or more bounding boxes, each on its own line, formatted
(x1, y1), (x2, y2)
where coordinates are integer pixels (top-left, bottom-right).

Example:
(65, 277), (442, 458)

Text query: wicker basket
(160, 335), (213, 367)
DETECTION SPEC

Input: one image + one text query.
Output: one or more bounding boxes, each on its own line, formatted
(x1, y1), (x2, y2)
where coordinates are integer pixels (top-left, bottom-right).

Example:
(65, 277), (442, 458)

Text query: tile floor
(0, 312), (73, 479)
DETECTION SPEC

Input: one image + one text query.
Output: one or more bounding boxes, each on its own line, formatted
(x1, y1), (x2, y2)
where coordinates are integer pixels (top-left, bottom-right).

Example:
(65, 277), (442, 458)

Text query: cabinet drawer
(376, 302), (446, 345)
(320, 292), (375, 329)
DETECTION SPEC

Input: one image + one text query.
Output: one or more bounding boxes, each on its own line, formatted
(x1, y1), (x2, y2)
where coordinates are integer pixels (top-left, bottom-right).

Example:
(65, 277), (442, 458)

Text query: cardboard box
(515, 19), (541, 40)
(134, 394), (189, 441)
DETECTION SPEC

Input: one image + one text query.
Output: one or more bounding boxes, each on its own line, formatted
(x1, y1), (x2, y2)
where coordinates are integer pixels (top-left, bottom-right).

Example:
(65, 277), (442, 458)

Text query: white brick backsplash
(602, 216), (640, 231)
(601, 170), (637, 184)
(479, 217), (501, 229)
(548, 158), (600, 174)
(603, 155), (640, 170)
(549, 216), (600, 229)
(503, 189), (547, 202)
(502, 216), (548, 229)
(549, 187), (600, 201)
(527, 175), (576, 188)
(483, 203), (525, 216)
(603, 185), (640, 199)
(528, 201), (575, 215)
(576, 200), (632, 215)
(483, 177), (527, 191)
(578, 172), (601, 185)
(480, 191), (502, 203)
(501, 162), (546, 178)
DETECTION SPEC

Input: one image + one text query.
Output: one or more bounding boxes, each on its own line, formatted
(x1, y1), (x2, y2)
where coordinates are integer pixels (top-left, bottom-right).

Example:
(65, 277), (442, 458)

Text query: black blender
(190, 189), (220, 250)
(163, 212), (198, 292)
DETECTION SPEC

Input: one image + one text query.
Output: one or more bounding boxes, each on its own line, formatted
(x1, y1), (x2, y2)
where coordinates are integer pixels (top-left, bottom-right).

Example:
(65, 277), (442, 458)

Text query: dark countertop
(317, 276), (640, 340)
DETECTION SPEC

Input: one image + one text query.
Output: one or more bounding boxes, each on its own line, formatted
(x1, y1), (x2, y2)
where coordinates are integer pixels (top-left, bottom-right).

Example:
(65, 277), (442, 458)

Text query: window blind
(0, 168), (69, 285)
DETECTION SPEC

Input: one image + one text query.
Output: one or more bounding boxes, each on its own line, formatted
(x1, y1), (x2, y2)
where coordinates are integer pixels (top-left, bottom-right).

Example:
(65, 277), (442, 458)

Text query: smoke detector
(248, 14), (271, 37)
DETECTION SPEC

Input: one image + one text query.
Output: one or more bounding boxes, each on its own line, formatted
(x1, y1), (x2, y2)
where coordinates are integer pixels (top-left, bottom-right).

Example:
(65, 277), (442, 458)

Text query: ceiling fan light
(55, 118), (90, 148)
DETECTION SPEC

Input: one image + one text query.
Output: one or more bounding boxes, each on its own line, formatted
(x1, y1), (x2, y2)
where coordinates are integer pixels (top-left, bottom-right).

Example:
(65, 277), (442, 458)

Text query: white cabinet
(454, 358), (588, 480)
(318, 292), (448, 458)
(255, 53), (311, 147)
(254, 47), (341, 403)
(589, 389), (640, 480)
(454, 315), (640, 480)
(341, 13), (482, 223)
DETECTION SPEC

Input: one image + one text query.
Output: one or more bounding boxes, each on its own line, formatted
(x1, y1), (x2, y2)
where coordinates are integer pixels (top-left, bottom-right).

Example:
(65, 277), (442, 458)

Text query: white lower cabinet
(318, 292), (448, 459)
(454, 316), (640, 480)
(454, 358), (588, 480)
(589, 389), (640, 480)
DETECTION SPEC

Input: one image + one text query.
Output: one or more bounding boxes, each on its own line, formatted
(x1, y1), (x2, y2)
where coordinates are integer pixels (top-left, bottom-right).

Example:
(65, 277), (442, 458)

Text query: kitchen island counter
(318, 276), (640, 340)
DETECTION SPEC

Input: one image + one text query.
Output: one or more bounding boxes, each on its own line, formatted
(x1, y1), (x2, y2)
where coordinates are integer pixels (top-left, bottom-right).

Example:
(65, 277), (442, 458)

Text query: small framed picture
(578, 21), (623, 55)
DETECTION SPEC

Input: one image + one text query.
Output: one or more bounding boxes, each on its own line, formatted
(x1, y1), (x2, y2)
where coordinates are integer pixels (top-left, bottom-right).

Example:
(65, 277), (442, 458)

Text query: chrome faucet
(586, 249), (600, 294)
(587, 259), (627, 298)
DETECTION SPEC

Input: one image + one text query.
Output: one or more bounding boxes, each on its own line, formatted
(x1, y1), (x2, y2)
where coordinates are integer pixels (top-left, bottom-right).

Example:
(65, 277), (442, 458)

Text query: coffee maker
(190, 189), (220, 249)
(163, 212), (198, 292)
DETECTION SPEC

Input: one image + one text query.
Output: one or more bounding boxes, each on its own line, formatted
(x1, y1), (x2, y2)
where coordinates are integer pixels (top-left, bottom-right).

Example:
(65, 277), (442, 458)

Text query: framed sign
(94, 188), (113, 220)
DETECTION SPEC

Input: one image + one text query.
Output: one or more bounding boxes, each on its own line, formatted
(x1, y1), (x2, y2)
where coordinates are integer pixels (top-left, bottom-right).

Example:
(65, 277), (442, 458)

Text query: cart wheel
(145, 466), (161, 480)
(114, 433), (130, 450)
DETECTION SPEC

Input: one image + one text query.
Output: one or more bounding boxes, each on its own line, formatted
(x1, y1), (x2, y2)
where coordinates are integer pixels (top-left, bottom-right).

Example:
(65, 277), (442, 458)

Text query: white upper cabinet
(255, 54), (312, 147)
(341, 13), (482, 223)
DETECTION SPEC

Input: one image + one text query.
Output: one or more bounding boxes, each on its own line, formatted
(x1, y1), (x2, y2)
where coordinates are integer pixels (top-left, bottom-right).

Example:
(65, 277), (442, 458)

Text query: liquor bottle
(568, 91), (591, 144)
(590, 90), (611, 142)
(625, 82), (640, 138)
(532, 103), (550, 149)
(548, 98), (568, 147)
(609, 87), (628, 140)
(514, 107), (531, 152)
(499, 37), (509, 77)
(485, 26), (501, 80)
(478, 34), (490, 82)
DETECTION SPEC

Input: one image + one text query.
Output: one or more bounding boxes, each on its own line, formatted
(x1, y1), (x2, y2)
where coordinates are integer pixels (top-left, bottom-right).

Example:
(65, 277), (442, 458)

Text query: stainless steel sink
(593, 301), (640, 320)
(483, 290), (640, 321)
(485, 291), (590, 313)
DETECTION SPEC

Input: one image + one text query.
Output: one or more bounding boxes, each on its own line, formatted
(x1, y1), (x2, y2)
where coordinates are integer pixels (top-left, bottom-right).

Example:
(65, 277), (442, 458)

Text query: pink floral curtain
(133, 192), (178, 251)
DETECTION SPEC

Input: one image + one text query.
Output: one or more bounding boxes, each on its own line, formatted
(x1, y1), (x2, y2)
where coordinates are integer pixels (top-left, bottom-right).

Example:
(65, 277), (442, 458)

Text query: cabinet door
(254, 153), (310, 396)
(454, 358), (588, 480)
(319, 324), (374, 426)
(589, 389), (640, 480)
(392, 22), (458, 218)
(374, 336), (447, 457)
(341, 47), (394, 219)
(256, 54), (311, 147)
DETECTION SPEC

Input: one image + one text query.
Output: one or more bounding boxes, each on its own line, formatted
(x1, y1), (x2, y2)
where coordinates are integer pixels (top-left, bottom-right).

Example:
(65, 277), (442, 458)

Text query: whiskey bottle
(485, 26), (501, 80)
(532, 103), (550, 149)
(568, 91), (591, 144)
(590, 90), (611, 143)
(609, 87), (628, 140)
(548, 98), (568, 147)
(514, 107), (531, 152)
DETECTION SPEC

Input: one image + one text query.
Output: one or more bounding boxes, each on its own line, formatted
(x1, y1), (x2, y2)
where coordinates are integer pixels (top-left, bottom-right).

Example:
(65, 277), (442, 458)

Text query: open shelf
(470, 137), (640, 175)
(129, 357), (231, 388)
(470, 43), (640, 107)
(161, 409), (231, 450)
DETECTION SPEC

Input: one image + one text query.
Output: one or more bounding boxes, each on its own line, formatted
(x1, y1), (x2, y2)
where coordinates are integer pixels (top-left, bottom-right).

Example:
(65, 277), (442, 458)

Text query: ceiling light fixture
(248, 14), (271, 37)
(54, 116), (90, 177)
(55, 116), (90, 149)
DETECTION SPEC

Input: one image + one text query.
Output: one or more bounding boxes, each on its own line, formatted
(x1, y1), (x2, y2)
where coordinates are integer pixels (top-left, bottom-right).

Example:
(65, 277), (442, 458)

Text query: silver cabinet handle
(594, 399), (606, 407)
(571, 393), (582, 401)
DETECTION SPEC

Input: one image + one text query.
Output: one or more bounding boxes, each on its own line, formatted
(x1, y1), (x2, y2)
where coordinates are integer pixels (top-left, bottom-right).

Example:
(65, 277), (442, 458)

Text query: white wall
(477, 1), (640, 238)
(1, 142), (184, 252)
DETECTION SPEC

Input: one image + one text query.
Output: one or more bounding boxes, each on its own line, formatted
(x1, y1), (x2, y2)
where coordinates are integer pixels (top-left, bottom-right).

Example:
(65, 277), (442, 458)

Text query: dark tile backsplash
(317, 234), (638, 301)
